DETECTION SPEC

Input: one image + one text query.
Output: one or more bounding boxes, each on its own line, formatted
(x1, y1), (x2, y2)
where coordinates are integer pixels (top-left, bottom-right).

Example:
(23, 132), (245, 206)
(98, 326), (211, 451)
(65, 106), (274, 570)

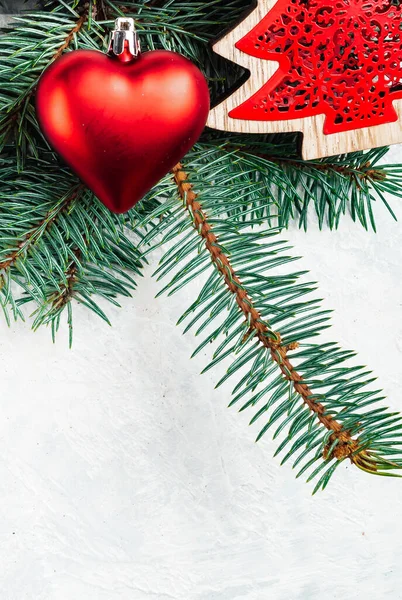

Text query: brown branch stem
(269, 155), (387, 182)
(172, 162), (372, 469)
(0, 185), (84, 272)
(52, 12), (88, 61)
(1, 9), (88, 137)
(227, 146), (386, 183)
(50, 247), (83, 310)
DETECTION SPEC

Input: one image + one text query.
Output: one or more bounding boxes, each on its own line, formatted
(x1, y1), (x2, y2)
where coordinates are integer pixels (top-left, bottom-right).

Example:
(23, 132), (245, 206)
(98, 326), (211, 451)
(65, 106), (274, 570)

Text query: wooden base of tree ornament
(207, 0), (402, 159)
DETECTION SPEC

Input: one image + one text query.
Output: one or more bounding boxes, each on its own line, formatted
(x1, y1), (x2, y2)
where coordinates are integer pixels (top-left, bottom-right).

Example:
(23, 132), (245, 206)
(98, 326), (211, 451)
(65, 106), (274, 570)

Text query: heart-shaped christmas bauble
(36, 49), (210, 213)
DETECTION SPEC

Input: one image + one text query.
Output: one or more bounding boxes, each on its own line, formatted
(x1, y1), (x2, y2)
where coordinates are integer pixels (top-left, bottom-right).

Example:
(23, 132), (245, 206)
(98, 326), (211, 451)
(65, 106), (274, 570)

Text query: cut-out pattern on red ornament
(230, 0), (402, 134)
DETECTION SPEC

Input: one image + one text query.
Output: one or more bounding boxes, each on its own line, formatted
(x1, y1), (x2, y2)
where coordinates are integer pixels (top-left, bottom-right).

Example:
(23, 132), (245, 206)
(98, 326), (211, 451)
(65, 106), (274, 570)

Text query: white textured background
(1, 146), (401, 600)
(3, 6), (402, 600)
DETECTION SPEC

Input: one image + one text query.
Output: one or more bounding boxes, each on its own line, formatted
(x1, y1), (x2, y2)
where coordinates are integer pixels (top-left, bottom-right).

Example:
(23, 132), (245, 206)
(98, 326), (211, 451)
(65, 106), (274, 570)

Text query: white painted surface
(1, 144), (402, 600)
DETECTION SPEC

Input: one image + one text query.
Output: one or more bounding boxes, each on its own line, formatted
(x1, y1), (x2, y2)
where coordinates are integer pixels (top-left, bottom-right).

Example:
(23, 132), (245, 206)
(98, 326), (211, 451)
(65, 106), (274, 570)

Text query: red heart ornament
(36, 49), (210, 213)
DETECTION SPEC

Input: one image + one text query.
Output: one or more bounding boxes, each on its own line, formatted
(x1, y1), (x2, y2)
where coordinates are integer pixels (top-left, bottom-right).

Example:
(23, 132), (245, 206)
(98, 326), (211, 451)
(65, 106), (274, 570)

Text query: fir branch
(172, 163), (374, 471)
(0, 3), (94, 163)
(52, 247), (82, 307)
(270, 156), (386, 182)
(0, 156), (146, 340)
(0, 183), (84, 272)
(1, 0), (401, 345)
(0, 0), (401, 492)
(137, 156), (402, 492)
(52, 10), (88, 61)
(200, 141), (401, 230)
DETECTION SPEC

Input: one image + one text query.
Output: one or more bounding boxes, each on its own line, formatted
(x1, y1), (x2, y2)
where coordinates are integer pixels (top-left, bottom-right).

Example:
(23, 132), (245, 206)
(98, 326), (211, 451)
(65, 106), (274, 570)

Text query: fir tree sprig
(1, 0), (402, 490)
(0, 2), (147, 341)
(0, 156), (147, 344)
(205, 142), (401, 230)
(0, 0), (400, 337)
(137, 160), (402, 492)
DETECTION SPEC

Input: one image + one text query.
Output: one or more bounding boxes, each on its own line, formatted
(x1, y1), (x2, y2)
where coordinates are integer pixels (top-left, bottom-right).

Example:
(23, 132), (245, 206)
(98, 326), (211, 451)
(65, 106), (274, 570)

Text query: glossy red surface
(36, 49), (210, 213)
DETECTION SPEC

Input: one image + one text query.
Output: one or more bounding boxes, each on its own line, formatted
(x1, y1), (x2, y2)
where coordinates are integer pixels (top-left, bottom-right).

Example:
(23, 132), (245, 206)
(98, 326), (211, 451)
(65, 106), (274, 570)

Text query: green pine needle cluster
(1, 0), (402, 490)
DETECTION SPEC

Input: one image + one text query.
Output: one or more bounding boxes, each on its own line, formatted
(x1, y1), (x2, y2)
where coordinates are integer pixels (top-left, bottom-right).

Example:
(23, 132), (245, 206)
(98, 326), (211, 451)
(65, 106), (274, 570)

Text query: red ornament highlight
(36, 29), (209, 213)
(230, 0), (402, 134)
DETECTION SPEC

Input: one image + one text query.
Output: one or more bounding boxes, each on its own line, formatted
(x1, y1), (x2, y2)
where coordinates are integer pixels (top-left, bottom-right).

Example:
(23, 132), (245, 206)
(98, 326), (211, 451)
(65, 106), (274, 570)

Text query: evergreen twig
(172, 163), (369, 467)
(135, 155), (402, 491)
(0, 0), (402, 490)
(52, 10), (88, 61)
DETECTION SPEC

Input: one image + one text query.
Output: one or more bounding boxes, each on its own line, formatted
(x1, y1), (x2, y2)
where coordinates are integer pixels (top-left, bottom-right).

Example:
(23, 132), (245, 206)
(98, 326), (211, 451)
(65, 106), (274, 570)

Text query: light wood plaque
(207, 0), (402, 160)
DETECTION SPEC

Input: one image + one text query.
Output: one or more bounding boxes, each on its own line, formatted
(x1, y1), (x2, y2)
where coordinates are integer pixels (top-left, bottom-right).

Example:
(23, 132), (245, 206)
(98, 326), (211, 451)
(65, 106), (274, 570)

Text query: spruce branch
(0, 183), (84, 273)
(172, 163), (377, 472)
(50, 246), (83, 310)
(0, 156), (147, 341)
(1, 0), (401, 345)
(0, 0), (401, 491)
(136, 156), (402, 492)
(0, 2), (94, 164)
(203, 141), (401, 230)
(0, 2), (149, 339)
(52, 10), (88, 61)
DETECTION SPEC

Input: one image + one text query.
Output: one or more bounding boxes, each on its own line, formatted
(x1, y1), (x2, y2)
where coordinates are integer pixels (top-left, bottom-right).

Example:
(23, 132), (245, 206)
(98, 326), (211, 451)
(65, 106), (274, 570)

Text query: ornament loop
(108, 18), (141, 59)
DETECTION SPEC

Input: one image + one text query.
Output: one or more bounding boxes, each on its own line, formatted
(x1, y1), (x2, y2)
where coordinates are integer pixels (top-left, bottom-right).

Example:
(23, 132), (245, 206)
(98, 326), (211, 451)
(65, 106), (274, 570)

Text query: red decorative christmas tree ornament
(207, 0), (402, 159)
(36, 19), (210, 213)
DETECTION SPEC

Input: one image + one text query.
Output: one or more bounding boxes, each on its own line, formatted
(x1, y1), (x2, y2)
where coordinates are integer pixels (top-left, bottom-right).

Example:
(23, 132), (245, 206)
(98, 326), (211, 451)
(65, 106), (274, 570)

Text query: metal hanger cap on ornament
(108, 18), (141, 62)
